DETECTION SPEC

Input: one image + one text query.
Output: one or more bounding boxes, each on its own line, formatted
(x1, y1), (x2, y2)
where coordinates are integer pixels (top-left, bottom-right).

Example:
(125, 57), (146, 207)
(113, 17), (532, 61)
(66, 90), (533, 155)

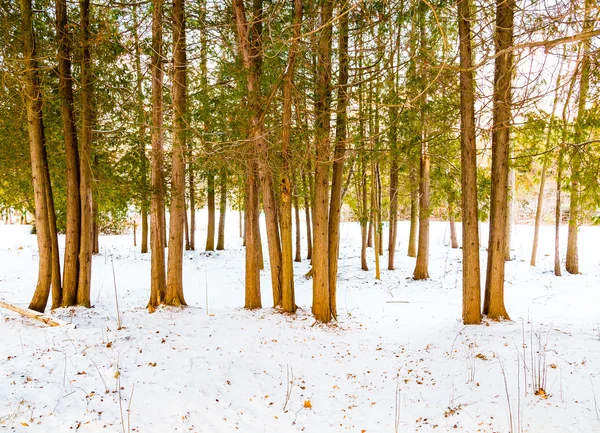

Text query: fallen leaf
(303, 400), (312, 409)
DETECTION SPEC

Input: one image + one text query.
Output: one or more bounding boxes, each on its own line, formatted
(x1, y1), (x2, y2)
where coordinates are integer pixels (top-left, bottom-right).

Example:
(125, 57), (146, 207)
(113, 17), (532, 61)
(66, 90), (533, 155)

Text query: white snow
(1, 212), (599, 433)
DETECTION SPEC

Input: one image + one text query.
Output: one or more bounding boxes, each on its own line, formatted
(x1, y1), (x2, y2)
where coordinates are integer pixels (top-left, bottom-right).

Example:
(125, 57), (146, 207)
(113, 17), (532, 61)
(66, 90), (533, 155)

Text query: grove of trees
(1, 0), (599, 324)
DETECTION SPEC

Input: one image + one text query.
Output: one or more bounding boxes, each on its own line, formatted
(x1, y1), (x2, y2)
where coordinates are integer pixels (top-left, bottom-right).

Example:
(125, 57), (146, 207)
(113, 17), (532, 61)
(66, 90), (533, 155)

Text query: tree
(483, 0), (514, 321)
(148, 0), (167, 310)
(165, 0), (188, 307)
(458, 0), (482, 324)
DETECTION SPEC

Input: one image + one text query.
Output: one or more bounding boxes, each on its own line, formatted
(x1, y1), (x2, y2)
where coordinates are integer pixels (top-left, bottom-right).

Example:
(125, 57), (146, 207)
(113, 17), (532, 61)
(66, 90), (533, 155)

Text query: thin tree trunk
(56, 0), (80, 306)
(504, 169), (515, 261)
(244, 165), (261, 308)
(449, 201), (459, 249)
(77, 0), (93, 308)
(205, 172), (215, 251)
(280, 0), (302, 313)
(165, 0), (187, 307)
(217, 170), (227, 250)
(92, 197), (99, 255)
(327, 3), (348, 319)
(294, 186), (301, 262)
(566, 0), (592, 275)
(184, 202), (190, 250)
(360, 161), (369, 271)
(188, 167), (195, 250)
(21, 0), (53, 312)
(302, 170), (312, 260)
(408, 181), (418, 257)
(148, 0), (167, 310)
(483, 0), (514, 320)
(372, 162), (381, 280)
(554, 150), (563, 276)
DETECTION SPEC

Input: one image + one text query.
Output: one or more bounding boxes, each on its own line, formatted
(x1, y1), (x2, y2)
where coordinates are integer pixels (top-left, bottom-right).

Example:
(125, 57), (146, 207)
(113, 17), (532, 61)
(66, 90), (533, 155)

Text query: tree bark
(21, 0), (53, 313)
(188, 162), (195, 250)
(56, 0), (81, 306)
(165, 0), (187, 307)
(566, 0), (592, 275)
(408, 180), (418, 257)
(302, 170), (313, 260)
(483, 0), (514, 320)
(148, 0), (167, 310)
(205, 172), (216, 251)
(280, 0), (302, 314)
(327, 3), (348, 319)
(449, 201), (459, 249)
(294, 184), (302, 262)
(77, 0), (93, 308)
(217, 169), (227, 250)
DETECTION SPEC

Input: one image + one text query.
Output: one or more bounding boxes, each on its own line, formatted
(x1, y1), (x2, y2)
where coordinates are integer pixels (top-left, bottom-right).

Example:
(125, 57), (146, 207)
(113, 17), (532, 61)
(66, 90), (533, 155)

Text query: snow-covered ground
(1, 212), (599, 433)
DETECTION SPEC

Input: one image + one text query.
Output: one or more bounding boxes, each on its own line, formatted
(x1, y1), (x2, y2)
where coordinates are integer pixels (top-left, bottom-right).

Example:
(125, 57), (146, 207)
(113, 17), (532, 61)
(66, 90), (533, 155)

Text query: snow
(1, 213), (600, 433)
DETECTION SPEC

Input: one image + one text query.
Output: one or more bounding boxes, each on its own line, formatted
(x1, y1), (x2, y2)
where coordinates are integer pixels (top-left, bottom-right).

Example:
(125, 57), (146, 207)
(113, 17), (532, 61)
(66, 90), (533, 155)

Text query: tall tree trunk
(92, 197), (99, 254)
(312, 0), (333, 322)
(360, 161), (369, 271)
(554, 150), (563, 276)
(566, 0), (592, 275)
(234, 0), (282, 307)
(280, 0), (302, 313)
(21, 0), (53, 312)
(245, 166), (261, 308)
(483, 0), (514, 320)
(327, 3), (348, 319)
(413, 3), (430, 280)
(217, 169), (227, 250)
(77, 0), (93, 307)
(165, 0), (187, 307)
(372, 162), (381, 280)
(504, 169), (515, 260)
(458, 0), (481, 324)
(56, 0), (81, 306)
(205, 172), (216, 251)
(148, 0), (167, 310)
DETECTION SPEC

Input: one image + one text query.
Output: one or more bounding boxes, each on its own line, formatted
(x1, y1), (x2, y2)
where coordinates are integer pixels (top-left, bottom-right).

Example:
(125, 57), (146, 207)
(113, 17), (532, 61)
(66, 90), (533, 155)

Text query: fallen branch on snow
(0, 300), (68, 327)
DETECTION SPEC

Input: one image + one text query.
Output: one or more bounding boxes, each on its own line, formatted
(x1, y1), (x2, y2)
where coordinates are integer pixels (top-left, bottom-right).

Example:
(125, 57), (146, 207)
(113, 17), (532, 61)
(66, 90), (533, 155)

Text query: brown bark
(233, 0), (282, 307)
(554, 151), (563, 277)
(327, 3), (348, 319)
(217, 170), (227, 250)
(566, 0), (592, 275)
(280, 0), (302, 314)
(205, 172), (215, 251)
(483, 0), (514, 320)
(56, 0), (81, 306)
(92, 197), (99, 255)
(245, 165), (262, 308)
(148, 0), (167, 310)
(165, 0), (187, 307)
(505, 169), (514, 261)
(312, 0), (333, 323)
(21, 0), (53, 313)
(360, 161), (369, 271)
(294, 185), (302, 262)
(188, 163), (195, 250)
(77, 0), (93, 308)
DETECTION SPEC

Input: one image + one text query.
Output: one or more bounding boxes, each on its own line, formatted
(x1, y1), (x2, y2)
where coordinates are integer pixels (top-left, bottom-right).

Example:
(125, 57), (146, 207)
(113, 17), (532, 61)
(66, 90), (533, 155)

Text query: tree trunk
(360, 161), (369, 271)
(21, 0), (53, 313)
(233, 0), (282, 307)
(56, 0), (81, 306)
(141, 206), (148, 253)
(165, 0), (187, 307)
(302, 170), (313, 260)
(280, 0), (302, 314)
(483, 0), (514, 321)
(408, 181), (418, 257)
(449, 201), (459, 249)
(554, 150), (563, 276)
(77, 0), (93, 308)
(188, 164), (196, 250)
(566, 0), (592, 275)
(294, 186), (301, 262)
(92, 198), (99, 255)
(217, 169), (227, 250)
(205, 172), (215, 251)
(372, 162), (381, 280)
(312, 0), (333, 323)
(244, 166), (261, 308)
(504, 169), (515, 261)
(327, 3), (348, 319)
(148, 0), (167, 310)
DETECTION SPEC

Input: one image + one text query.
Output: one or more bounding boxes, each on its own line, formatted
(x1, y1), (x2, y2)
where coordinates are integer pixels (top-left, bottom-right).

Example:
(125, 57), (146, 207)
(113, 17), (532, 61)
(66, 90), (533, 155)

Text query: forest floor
(1, 213), (600, 433)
